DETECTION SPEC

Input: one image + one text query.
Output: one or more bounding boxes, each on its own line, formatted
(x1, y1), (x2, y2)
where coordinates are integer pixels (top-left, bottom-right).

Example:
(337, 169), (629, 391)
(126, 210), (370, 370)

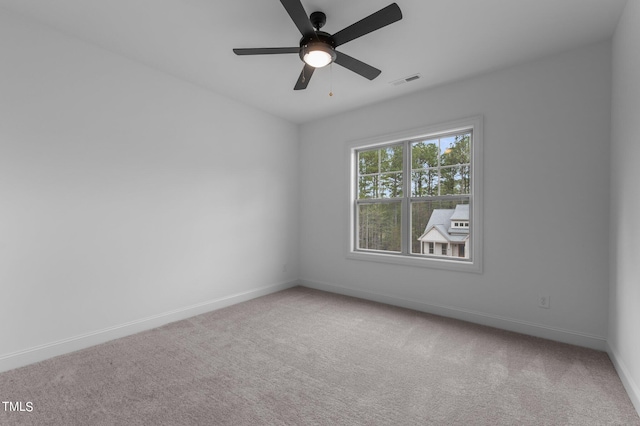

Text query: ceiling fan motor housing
(299, 31), (337, 64)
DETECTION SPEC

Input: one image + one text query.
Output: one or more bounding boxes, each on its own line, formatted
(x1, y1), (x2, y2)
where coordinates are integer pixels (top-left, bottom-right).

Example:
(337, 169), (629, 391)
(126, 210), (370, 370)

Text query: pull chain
(329, 63), (333, 97)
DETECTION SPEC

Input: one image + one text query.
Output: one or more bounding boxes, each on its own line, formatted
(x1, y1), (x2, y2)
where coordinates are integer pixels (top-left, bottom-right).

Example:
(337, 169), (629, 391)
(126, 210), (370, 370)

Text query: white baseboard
(607, 344), (640, 416)
(0, 280), (298, 374)
(300, 279), (607, 351)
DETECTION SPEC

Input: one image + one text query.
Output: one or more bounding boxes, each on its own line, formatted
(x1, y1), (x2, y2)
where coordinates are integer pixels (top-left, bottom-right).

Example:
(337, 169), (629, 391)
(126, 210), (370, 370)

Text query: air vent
(390, 73), (422, 86)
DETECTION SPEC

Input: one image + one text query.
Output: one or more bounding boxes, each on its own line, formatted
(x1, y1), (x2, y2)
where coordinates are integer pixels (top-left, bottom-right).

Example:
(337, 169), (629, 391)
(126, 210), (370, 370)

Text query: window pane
(358, 202), (402, 252)
(441, 133), (471, 166)
(439, 165), (471, 195)
(411, 199), (470, 257)
(358, 150), (379, 175)
(358, 176), (377, 199)
(379, 145), (403, 173)
(412, 140), (439, 169)
(358, 145), (403, 174)
(411, 133), (471, 198)
(358, 145), (403, 199)
(379, 172), (403, 198)
(411, 169), (438, 197)
(358, 174), (403, 199)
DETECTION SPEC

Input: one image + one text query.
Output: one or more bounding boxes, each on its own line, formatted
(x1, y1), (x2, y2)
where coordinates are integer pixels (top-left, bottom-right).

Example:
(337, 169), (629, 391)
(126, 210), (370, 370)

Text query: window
(348, 117), (483, 273)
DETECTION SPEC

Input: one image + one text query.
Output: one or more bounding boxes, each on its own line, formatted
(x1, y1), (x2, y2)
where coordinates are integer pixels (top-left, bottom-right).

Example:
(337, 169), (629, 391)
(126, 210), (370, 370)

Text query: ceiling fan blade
(280, 0), (315, 37)
(334, 51), (381, 80)
(294, 64), (315, 90)
(233, 47), (299, 55)
(332, 3), (402, 47)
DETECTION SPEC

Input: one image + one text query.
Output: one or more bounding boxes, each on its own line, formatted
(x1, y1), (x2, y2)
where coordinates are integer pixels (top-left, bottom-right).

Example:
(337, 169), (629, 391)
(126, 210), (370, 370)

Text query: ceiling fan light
(303, 50), (331, 68)
(301, 42), (336, 68)
(304, 50), (332, 68)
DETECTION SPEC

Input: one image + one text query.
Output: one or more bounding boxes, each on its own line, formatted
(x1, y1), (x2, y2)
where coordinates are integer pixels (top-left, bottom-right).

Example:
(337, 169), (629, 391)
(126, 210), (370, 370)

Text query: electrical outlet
(539, 295), (550, 309)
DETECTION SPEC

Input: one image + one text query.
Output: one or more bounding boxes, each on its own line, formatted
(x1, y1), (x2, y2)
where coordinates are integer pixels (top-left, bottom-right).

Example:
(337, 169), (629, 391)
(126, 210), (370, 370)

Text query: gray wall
(299, 41), (612, 350)
(609, 0), (640, 413)
(0, 9), (299, 370)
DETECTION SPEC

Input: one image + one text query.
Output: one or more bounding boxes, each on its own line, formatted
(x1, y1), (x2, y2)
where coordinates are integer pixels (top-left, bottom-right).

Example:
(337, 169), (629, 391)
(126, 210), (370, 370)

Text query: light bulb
(303, 50), (333, 68)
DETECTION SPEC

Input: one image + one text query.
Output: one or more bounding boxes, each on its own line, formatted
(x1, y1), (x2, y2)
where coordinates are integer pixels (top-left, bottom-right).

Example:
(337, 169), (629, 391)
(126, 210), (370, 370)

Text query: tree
(358, 145), (403, 199)
(411, 141), (439, 196)
(440, 134), (470, 195)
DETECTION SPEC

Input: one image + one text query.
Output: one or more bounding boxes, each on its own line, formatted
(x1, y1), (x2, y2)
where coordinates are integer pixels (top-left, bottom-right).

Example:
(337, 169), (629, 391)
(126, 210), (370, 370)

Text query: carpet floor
(1, 286), (638, 425)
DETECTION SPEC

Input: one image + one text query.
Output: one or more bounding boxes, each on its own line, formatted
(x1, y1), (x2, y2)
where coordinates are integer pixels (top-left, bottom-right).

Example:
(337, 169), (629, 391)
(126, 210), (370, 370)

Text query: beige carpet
(1, 286), (638, 425)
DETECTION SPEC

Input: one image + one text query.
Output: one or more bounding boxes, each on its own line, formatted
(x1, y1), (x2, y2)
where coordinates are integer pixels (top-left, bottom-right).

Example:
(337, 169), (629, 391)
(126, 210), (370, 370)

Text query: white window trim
(345, 116), (483, 274)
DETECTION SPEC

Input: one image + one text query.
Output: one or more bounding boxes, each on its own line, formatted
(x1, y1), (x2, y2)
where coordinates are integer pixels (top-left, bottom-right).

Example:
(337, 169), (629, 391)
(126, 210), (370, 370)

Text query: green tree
(440, 134), (470, 195)
(358, 145), (403, 199)
(411, 141), (439, 196)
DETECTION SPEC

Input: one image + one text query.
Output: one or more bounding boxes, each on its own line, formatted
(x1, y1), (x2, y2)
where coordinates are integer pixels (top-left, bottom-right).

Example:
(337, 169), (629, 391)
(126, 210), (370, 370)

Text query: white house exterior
(418, 204), (469, 258)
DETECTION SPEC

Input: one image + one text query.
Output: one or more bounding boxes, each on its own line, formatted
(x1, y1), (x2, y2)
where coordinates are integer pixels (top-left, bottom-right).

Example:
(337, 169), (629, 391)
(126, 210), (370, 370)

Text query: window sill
(347, 250), (482, 274)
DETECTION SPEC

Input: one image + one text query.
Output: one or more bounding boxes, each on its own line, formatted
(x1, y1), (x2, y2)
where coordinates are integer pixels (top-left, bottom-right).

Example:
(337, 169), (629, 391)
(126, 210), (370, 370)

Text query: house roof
(450, 204), (469, 221)
(418, 205), (470, 243)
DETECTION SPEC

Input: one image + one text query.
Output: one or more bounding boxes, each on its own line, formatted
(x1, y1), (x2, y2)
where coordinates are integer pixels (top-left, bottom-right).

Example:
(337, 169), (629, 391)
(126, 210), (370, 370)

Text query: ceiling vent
(390, 73), (422, 86)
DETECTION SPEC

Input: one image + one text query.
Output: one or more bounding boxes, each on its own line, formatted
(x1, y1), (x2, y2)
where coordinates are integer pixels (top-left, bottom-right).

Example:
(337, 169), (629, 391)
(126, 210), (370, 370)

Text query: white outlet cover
(539, 295), (550, 308)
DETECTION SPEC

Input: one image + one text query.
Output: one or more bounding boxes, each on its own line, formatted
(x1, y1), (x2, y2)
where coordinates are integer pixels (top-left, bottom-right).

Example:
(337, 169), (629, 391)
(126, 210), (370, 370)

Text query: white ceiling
(0, 0), (627, 123)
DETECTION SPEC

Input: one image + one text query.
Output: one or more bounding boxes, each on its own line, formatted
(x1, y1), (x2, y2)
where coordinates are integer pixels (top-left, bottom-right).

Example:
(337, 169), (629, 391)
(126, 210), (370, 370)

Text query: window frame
(346, 116), (483, 273)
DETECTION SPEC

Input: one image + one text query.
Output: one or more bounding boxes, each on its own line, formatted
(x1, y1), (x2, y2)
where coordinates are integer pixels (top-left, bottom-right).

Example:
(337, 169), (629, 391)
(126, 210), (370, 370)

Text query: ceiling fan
(233, 0), (403, 90)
